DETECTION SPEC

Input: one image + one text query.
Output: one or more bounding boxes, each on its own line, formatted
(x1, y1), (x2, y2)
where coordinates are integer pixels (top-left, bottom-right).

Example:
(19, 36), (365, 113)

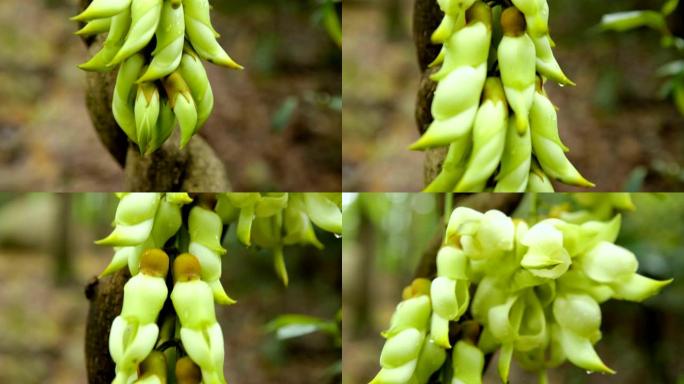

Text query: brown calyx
(173, 253), (202, 283)
(140, 249), (170, 278)
(501, 7), (526, 36)
(176, 356), (202, 384)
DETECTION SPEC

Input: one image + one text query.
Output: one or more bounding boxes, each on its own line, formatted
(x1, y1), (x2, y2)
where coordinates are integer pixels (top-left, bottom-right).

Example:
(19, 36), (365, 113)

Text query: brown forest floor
(342, 0), (684, 192)
(0, 1), (341, 192)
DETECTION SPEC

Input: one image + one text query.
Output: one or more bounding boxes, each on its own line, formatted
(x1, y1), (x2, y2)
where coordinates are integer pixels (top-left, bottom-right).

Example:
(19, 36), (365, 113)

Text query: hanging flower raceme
(214, 192), (343, 286)
(96, 192), (341, 383)
(419, 0), (591, 192)
(371, 199), (672, 384)
(73, 0), (242, 154)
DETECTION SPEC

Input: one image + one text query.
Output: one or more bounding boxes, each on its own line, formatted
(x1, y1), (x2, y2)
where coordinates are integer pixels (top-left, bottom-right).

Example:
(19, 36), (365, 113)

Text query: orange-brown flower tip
(140, 249), (170, 278)
(501, 7), (526, 37)
(138, 351), (167, 379)
(173, 253), (201, 282)
(466, 1), (491, 27)
(402, 278), (431, 299)
(176, 356), (202, 384)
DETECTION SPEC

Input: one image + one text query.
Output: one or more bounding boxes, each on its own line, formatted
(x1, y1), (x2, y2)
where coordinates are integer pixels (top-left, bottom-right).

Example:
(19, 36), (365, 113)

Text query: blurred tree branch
(77, 0), (230, 191)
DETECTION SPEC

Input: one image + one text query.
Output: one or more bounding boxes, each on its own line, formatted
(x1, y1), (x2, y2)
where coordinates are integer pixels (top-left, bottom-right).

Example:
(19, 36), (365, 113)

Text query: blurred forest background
(342, 193), (684, 383)
(0, 193), (341, 384)
(343, 0), (684, 191)
(0, 0), (341, 192)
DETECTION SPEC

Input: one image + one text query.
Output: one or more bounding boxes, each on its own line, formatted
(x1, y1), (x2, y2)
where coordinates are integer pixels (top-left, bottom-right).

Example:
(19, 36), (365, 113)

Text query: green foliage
(601, 0), (684, 115)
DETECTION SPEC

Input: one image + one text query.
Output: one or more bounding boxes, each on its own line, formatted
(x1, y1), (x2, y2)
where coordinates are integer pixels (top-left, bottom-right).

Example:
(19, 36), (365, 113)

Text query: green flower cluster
(97, 192), (341, 383)
(371, 203), (672, 384)
(214, 193), (342, 286)
(417, 0), (591, 192)
(73, 0), (241, 154)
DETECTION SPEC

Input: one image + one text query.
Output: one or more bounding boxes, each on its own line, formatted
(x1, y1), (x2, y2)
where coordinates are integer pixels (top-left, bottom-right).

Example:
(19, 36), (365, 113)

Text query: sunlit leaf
(266, 314), (339, 340)
(601, 11), (666, 33)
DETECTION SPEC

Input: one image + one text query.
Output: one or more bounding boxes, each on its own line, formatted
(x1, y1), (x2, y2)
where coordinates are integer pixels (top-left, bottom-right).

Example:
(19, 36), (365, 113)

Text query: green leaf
(656, 60), (684, 77)
(271, 96), (299, 133)
(662, 0), (680, 15)
(600, 10), (666, 33)
(266, 314), (338, 340)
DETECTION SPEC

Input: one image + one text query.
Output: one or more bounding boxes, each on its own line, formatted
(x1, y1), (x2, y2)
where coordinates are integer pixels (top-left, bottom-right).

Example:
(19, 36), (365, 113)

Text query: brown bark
(78, 0), (230, 192)
(413, 0), (449, 186)
(84, 270), (129, 383)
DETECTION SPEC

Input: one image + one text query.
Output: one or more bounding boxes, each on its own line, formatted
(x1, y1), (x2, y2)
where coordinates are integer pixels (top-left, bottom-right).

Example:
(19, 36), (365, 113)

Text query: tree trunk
(84, 270), (129, 383)
(77, 0), (230, 192)
(413, 0), (449, 186)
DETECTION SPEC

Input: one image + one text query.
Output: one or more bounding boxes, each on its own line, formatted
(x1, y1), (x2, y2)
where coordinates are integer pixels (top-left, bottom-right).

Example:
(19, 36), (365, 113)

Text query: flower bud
(553, 294), (601, 339)
(176, 356), (202, 384)
(97, 193), (161, 247)
(109, 0), (163, 66)
(410, 65), (486, 149)
(409, 338), (446, 384)
(581, 242), (638, 284)
(494, 118), (532, 192)
(556, 324), (614, 374)
(498, 7), (536, 134)
(451, 340), (484, 384)
(72, 0), (131, 22)
(136, 351), (167, 384)
(456, 77), (508, 192)
(110, 249), (169, 383)
(431, 2), (492, 82)
(171, 254), (226, 384)
(520, 220), (570, 279)
(610, 273), (673, 302)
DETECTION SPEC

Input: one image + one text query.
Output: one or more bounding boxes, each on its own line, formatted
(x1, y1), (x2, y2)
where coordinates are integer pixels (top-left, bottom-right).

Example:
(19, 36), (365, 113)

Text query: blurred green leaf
(656, 60), (684, 77)
(674, 80), (684, 115)
(271, 96), (299, 133)
(266, 314), (339, 340)
(601, 11), (666, 33)
(662, 0), (680, 15)
(623, 167), (648, 192)
(313, 0), (341, 48)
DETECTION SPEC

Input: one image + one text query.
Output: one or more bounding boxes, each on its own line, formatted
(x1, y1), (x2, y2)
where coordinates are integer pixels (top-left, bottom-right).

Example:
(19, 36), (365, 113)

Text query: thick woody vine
(369, 193), (672, 384)
(85, 193), (342, 383)
(75, 0), (237, 191)
(414, 0), (592, 192)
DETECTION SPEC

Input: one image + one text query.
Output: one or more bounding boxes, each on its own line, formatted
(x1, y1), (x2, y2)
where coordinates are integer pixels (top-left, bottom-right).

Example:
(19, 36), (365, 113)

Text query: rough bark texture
(413, 0), (447, 186)
(85, 269), (129, 384)
(78, 0), (230, 192)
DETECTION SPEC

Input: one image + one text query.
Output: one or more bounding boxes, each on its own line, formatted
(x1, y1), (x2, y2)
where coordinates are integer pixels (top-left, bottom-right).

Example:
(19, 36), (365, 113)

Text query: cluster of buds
(416, 0), (592, 192)
(97, 192), (341, 383)
(371, 199), (672, 384)
(73, 0), (241, 153)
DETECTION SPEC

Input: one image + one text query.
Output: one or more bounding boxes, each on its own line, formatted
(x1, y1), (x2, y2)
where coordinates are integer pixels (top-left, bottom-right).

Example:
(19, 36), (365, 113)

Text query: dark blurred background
(343, 0), (684, 191)
(0, 0), (341, 192)
(0, 193), (341, 384)
(342, 193), (684, 383)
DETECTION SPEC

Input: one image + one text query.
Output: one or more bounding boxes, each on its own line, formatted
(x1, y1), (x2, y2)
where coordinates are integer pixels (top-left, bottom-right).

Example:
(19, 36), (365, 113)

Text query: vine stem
(444, 192), (454, 237)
